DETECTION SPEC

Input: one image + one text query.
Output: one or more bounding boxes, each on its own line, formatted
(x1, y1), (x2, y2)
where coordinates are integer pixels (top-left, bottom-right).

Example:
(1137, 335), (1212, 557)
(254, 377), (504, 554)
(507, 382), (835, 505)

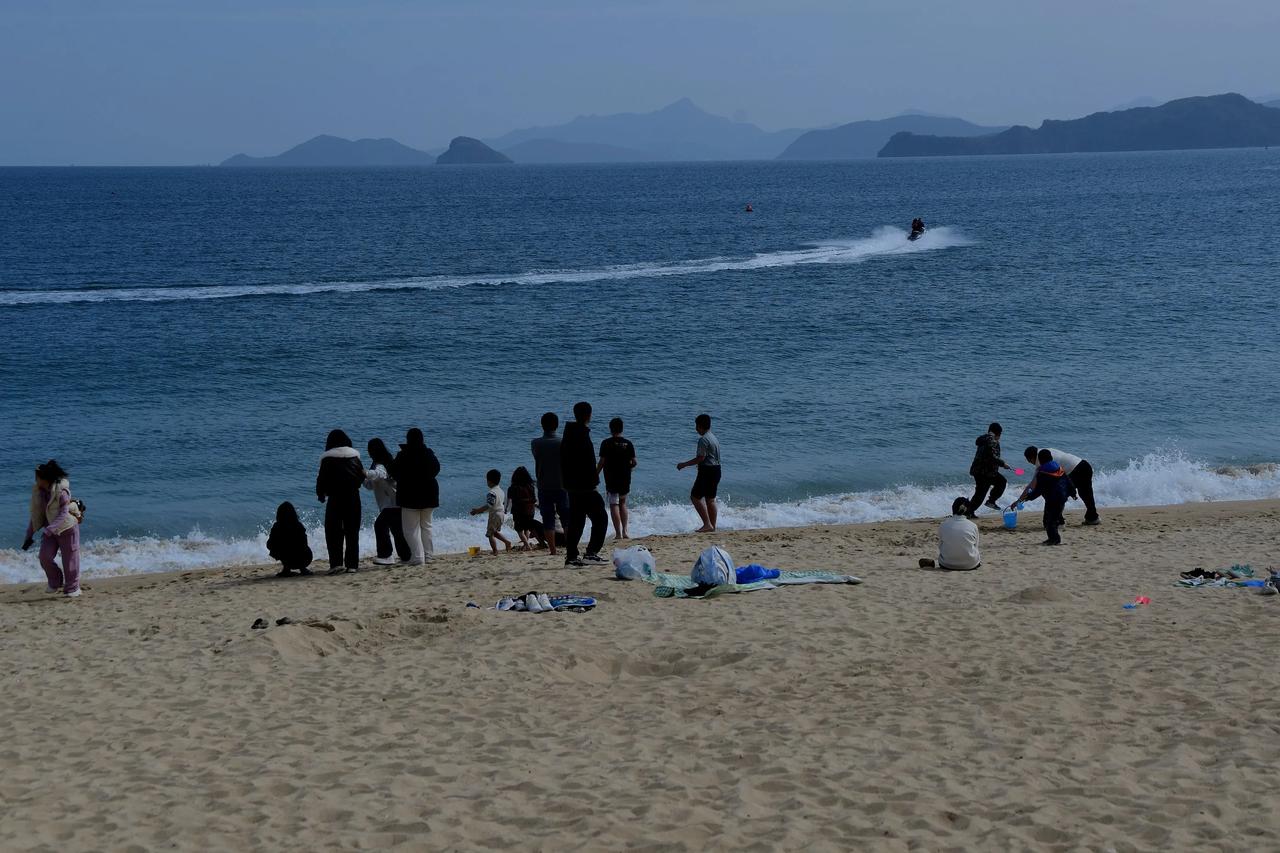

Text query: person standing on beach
(560, 401), (608, 566)
(1015, 446), (1100, 525)
(676, 413), (721, 533)
(967, 422), (1012, 517)
(597, 417), (637, 540)
(531, 412), (569, 557)
(316, 430), (365, 574)
(21, 460), (84, 597)
(364, 437), (411, 565)
(392, 427), (440, 566)
(1023, 449), (1073, 545)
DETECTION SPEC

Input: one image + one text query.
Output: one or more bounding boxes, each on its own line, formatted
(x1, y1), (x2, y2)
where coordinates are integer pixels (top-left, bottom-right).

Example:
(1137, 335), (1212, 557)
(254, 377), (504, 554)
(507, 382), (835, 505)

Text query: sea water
(2, 150), (1279, 581)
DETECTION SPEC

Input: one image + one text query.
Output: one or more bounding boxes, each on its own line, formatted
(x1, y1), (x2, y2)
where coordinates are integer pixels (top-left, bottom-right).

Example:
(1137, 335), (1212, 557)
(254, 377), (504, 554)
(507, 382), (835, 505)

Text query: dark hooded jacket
(560, 421), (599, 491)
(267, 504), (313, 569)
(1026, 461), (1073, 504)
(969, 431), (1008, 478)
(393, 441), (441, 509)
(316, 447), (365, 501)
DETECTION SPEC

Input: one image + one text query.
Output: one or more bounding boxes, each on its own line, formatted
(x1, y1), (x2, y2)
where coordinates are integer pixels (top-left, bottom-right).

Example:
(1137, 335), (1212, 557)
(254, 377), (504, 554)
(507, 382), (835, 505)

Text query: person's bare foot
(695, 525), (714, 533)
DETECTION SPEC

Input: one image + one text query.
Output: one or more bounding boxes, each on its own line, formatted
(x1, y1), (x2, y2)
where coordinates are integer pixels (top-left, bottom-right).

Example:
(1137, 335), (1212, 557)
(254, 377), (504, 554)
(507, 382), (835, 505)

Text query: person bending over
(1015, 445), (1099, 525)
(1024, 449), (1073, 546)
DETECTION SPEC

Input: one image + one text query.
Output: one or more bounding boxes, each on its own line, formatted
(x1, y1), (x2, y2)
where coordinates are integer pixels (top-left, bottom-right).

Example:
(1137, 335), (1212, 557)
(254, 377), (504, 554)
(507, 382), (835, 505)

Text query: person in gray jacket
(364, 437), (410, 565)
(531, 412), (569, 557)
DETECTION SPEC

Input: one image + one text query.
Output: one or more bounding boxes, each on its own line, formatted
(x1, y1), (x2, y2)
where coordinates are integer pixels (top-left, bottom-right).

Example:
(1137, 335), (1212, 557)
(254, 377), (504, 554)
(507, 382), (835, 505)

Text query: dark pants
(968, 472), (1007, 513)
(565, 489), (607, 561)
(1069, 460), (1099, 522)
(374, 507), (411, 560)
(324, 493), (361, 569)
(1043, 494), (1067, 544)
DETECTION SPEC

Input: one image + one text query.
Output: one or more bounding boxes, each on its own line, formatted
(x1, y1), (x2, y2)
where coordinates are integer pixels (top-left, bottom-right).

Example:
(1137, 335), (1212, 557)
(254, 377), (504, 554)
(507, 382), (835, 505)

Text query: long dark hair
(325, 429), (352, 451)
(35, 459), (68, 483)
(367, 437), (394, 469)
(510, 466), (534, 490)
(276, 501), (301, 525)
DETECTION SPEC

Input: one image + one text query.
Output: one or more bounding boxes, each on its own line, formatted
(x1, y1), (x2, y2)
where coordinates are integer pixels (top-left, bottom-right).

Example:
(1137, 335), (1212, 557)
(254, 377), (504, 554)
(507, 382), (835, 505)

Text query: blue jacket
(1026, 461), (1073, 503)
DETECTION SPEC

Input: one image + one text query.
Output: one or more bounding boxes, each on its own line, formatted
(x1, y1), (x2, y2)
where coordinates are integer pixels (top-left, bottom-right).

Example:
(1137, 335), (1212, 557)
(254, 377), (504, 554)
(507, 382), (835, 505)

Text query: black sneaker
(582, 553), (607, 563)
(564, 557), (586, 568)
(1082, 518), (1100, 526)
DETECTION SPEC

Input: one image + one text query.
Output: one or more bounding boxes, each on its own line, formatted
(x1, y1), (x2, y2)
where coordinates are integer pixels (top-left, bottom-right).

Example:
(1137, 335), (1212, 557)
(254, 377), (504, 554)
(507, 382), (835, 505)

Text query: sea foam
(0, 452), (1275, 585)
(0, 227), (967, 307)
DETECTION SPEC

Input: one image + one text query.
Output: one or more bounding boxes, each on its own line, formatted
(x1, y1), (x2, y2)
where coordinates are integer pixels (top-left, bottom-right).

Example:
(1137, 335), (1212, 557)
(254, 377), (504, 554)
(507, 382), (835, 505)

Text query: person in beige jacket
(22, 460), (83, 597)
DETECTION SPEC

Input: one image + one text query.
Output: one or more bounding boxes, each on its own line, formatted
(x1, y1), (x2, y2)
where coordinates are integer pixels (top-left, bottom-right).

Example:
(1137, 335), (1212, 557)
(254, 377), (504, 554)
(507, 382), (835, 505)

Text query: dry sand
(3, 500), (1280, 852)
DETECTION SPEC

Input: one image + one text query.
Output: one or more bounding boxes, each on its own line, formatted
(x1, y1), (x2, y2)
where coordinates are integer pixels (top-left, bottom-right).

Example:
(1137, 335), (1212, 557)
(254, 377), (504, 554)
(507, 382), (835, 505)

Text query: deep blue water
(3, 151), (1280, 576)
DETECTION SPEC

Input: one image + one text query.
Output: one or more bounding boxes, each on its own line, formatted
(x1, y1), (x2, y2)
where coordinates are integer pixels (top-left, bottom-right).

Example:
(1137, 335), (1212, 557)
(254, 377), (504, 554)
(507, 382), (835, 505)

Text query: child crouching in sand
(267, 501), (314, 576)
(470, 469), (513, 555)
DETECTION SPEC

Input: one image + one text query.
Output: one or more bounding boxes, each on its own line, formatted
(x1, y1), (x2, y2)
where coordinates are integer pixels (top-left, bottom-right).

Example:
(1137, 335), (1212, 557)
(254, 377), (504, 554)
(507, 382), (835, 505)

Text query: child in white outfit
(470, 469), (512, 555)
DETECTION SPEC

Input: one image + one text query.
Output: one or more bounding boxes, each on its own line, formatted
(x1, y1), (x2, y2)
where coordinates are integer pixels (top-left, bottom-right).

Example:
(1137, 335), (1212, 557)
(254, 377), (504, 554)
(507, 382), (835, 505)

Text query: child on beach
(676, 413), (721, 533)
(1023, 449), (1074, 546)
(267, 501), (314, 577)
(597, 417), (637, 540)
(505, 466), (543, 550)
(470, 469), (513, 554)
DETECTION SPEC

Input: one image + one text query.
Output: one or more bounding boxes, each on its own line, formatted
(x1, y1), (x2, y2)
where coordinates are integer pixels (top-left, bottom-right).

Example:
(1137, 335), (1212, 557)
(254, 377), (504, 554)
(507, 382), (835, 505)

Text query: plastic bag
(612, 546), (656, 580)
(692, 546), (735, 587)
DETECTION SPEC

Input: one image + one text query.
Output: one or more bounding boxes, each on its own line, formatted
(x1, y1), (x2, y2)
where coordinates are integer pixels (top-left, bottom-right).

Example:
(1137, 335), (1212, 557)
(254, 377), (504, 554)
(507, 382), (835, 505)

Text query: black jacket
(560, 421), (599, 491)
(969, 432), (1007, 478)
(267, 519), (313, 569)
(316, 447), (365, 501)
(393, 443), (441, 509)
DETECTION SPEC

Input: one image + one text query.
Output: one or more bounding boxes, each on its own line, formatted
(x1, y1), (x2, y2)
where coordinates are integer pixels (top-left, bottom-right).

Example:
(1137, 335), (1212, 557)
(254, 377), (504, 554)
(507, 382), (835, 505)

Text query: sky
(2, 0), (1278, 165)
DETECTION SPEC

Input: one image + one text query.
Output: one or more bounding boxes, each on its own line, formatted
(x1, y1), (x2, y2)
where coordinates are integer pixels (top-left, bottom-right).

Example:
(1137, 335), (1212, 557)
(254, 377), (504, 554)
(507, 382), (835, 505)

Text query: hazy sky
(3, 0), (1278, 164)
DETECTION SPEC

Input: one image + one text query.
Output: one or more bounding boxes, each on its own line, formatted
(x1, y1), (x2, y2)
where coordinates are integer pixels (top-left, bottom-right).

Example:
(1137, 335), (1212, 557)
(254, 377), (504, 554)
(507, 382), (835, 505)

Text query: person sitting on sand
(267, 501), (313, 577)
(1013, 445), (1100, 526)
(21, 459), (84, 597)
(470, 469), (512, 555)
(676, 413), (721, 533)
(936, 497), (981, 570)
(1022, 449), (1074, 546)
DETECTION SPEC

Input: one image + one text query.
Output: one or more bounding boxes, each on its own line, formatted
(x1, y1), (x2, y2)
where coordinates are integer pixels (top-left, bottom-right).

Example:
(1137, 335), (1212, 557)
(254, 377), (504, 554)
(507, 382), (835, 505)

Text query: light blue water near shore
(2, 150), (1279, 580)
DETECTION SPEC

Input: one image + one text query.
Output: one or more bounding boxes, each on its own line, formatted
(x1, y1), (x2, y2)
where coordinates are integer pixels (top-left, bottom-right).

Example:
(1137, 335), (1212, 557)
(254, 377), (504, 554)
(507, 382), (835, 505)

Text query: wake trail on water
(0, 227), (968, 307)
(1, 452), (1276, 584)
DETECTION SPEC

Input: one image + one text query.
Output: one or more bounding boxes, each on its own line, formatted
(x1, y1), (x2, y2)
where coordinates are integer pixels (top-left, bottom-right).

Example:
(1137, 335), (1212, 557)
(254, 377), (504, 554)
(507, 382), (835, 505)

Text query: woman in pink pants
(21, 460), (83, 598)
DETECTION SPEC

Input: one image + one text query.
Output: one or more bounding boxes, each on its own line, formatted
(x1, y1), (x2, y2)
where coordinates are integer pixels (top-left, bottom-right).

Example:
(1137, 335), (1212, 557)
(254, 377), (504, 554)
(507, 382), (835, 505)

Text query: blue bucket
(1002, 509), (1018, 530)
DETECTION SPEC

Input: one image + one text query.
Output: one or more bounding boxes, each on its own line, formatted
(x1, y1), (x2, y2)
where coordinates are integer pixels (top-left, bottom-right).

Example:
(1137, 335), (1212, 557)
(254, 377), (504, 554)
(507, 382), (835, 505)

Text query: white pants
(401, 507), (434, 563)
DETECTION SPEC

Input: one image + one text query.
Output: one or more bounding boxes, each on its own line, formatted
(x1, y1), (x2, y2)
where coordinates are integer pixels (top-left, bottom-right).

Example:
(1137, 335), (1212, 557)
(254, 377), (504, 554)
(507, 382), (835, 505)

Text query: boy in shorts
(470, 469), (512, 554)
(597, 417), (637, 540)
(676, 413), (721, 533)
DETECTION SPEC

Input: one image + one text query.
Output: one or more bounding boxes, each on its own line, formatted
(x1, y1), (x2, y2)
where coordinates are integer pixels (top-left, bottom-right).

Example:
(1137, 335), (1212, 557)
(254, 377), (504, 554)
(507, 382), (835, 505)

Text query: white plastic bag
(691, 546), (735, 587)
(612, 546), (656, 580)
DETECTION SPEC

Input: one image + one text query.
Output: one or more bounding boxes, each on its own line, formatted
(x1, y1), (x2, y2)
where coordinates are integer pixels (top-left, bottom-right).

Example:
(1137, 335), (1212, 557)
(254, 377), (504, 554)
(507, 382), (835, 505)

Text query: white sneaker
(497, 597), (517, 611)
(372, 556), (396, 566)
(538, 593), (555, 612)
(44, 585), (59, 594)
(524, 593), (543, 613)
(63, 589), (82, 599)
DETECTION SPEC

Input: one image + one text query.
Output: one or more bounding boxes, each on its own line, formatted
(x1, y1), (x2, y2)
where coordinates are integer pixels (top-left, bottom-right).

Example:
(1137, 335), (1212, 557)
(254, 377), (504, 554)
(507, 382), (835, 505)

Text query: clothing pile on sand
(614, 545), (861, 599)
(467, 593), (597, 613)
(1177, 564), (1279, 594)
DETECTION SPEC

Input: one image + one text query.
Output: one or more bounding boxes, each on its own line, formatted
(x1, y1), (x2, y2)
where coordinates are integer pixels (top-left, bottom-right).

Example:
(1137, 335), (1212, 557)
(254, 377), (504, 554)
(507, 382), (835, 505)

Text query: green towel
(651, 570), (861, 598)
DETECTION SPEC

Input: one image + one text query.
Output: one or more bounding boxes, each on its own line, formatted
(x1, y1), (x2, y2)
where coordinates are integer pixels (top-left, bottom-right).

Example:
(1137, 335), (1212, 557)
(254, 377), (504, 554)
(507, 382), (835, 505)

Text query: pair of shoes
(345, 567), (358, 574)
(984, 500), (1002, 511)
(1180, 568), (1223, 581)
(327, 567), (345, 576)
(918, 558), (936, 569)
(564, 557), (586, 568)
(497, 597), (518, 611)
(44, 585), (60, 594)
(582, 553), (606, 563)
(523, 592), (556, 613)
(372, 556), (396, 566)
(63, 589), (82, 598)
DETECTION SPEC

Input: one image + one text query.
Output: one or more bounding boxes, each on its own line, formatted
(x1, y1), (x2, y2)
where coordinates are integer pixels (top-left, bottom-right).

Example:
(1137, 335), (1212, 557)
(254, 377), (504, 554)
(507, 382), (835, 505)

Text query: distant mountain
(1266, 99), (1280, 110)
(502, 138), (656, 164)
(487, 98), (807, 161)
(436, 136), (512, 165)
(1110, 96), (1163, 111)
(879, 94), (1280, 158)
(777, 114), (1007, 160)
(221, 135), (434, 167)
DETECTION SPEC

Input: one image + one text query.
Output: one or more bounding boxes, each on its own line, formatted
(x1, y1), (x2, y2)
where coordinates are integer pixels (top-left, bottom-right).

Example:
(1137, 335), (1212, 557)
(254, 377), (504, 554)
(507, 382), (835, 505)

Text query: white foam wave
(3, 452), (1269, 585)
(0, 227), (967, 307)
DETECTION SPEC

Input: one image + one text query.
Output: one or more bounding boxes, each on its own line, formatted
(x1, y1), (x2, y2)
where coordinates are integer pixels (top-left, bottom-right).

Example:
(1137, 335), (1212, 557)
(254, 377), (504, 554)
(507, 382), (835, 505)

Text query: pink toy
(1014, 468), (1025, 476)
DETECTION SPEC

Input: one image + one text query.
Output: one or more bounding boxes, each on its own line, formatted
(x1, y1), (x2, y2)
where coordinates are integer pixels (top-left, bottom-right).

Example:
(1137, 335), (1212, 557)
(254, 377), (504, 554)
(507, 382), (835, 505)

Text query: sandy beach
(3, 499), (1280, 851)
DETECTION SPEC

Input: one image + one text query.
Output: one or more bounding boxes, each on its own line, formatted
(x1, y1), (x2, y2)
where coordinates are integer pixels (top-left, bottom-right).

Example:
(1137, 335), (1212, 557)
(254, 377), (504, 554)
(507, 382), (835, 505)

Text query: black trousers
(324, 493), (361, 569)
(1069, 460), (1099, 522)
(565, 489), (607, 561)
(374, 507), (411, 560)
(968, 472), (1007, 513)
(1043, 494), (1067, 544)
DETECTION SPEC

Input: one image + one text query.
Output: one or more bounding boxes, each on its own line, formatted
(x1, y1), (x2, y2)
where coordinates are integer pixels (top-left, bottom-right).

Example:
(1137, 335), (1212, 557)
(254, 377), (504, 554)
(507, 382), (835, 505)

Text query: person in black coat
(392, 427), (441, 565)
(559, 401), (608, 567)
(267, 501), (313, 577)
(316, 429), (365, 574)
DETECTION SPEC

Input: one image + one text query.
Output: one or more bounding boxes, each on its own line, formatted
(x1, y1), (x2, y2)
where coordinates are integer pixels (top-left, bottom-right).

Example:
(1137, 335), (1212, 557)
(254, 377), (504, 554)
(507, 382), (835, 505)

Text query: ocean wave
(1, 452), (1276, 585)
(0, 227), (968, 307)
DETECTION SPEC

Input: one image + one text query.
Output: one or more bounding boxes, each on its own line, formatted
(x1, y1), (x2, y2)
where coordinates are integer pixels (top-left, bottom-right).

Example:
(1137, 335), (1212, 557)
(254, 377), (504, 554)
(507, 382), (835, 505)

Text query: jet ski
(908, 226), (925, 242)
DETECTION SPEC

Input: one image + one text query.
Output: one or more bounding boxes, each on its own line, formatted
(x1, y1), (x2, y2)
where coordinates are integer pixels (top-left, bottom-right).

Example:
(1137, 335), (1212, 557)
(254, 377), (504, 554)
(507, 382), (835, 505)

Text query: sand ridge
(2, 500), (1280, 851)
